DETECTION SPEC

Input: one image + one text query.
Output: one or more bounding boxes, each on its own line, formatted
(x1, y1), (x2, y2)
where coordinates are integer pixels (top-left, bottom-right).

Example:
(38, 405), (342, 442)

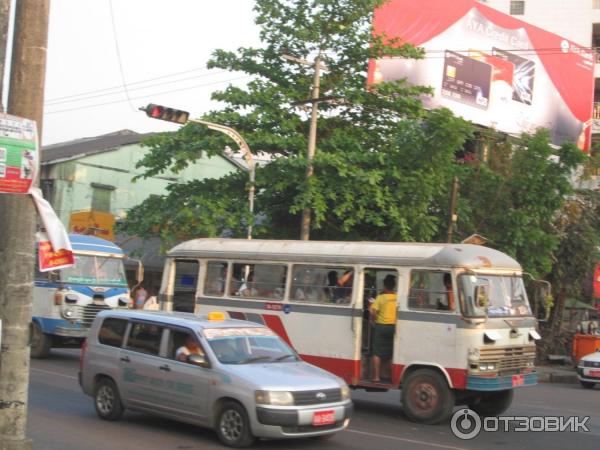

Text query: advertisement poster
(0, 113), (38, 193)
(368, 0), (595, 151)
(69, 210), (116, 242)
(31, 188), (74, 272)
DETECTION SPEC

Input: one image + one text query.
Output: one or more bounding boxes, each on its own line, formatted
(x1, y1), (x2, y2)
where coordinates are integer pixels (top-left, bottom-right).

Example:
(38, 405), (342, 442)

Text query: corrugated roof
(41, 129), (156, 164)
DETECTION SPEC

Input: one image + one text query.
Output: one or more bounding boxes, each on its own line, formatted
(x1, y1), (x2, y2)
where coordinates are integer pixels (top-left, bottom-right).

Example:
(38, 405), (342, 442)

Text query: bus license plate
(312, 410), (335, 426)
(587, 369), (600, 378)
(512, 374), (524, 387)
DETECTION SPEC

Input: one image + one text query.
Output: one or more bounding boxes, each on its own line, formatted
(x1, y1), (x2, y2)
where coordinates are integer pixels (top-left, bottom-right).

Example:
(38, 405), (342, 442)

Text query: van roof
(97, 309), (263, 329)
(167, 238), (521, 270)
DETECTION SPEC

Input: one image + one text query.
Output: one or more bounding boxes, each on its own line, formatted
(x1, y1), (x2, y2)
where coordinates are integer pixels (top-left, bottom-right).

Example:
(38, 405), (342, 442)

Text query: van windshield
(60, 254), (127, 287)
(459, 273), (532, 318)
(203, 327), (298, 364)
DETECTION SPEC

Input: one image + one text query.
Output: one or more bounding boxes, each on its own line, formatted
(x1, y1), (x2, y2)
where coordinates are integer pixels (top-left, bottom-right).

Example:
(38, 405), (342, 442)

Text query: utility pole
(0, 0), (11, 112)
(283, 53), (325, 241)
(446, 176), (459, 243)
(0, 1), (50, 449)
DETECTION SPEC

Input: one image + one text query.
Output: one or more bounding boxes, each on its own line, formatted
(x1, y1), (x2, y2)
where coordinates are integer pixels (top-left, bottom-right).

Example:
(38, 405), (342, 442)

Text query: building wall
(42, 142), (240, 226)
(480, 0), (597, 46)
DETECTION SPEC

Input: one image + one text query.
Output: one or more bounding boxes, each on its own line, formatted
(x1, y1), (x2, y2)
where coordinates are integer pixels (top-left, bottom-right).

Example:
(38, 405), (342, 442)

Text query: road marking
(347, 428), (469, 450)
(31, 367), (78, 381)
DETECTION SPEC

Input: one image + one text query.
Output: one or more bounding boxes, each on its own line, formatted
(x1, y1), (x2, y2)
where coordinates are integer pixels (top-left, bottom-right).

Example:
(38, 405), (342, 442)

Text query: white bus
(32, 234), (136, 358)
(158, 238), (540, 424)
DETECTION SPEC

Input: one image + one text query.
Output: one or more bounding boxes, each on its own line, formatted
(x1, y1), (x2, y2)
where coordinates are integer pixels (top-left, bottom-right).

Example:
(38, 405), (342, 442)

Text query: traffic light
(141, 103), (189, 124)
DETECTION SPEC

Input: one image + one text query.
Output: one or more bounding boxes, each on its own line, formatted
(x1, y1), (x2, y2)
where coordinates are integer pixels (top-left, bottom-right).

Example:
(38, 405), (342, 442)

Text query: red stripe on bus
(261, 314), (293, 346)
(300, 354), (361, 384)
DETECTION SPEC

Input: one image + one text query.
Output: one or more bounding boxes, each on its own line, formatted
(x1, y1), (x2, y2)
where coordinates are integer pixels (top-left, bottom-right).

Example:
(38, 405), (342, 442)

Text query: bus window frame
(288, 263), (358, 307)
(226, 260), (289, 302)
(407, 269), (457, 314)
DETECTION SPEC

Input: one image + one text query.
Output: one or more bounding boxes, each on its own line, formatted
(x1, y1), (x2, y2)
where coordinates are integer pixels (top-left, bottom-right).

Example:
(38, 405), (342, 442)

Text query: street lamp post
(140, 104), (255, 240)
(189, 118), (255, 240)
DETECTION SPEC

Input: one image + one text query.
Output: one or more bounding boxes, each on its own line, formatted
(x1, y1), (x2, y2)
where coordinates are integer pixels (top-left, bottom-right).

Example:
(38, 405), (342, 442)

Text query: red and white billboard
(368, 0), (595, 151)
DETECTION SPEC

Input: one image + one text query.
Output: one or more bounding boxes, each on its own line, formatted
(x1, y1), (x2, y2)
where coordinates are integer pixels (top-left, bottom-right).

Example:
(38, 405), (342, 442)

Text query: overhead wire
(108, 0), (137, 112)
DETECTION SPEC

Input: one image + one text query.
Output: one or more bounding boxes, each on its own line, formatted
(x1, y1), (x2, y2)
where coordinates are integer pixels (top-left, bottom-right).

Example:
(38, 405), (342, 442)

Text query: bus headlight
(255, 390), (294, 406)
(341, 384), (351, 401)
(62, 307), (75, 319)
(478, 362), (497, 372)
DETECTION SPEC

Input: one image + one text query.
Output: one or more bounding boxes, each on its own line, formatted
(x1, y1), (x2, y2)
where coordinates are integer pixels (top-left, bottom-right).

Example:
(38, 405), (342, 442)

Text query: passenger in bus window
(336, 270), (353, 304)
(369, 275), (397, 382)
(206, 263), (227, 296)
(437, 273), (455, 311)
(237, 271), (258, 297)
(294, 271), (320, 302)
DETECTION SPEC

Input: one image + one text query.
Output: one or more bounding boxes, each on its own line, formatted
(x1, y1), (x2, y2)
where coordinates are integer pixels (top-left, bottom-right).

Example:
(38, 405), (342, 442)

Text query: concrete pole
(0, 0), (11, 112)
(0, 1), (50, 449)
(299, 54), (322, 241)
(446, 176), (459, 243)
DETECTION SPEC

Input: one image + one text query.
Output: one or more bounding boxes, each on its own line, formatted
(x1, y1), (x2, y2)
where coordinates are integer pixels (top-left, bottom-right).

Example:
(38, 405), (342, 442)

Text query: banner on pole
(0, 113), (38, 194)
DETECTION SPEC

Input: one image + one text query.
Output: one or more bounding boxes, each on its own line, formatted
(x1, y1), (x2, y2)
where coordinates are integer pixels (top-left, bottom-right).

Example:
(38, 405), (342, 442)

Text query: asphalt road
(28, 349), (600, 450)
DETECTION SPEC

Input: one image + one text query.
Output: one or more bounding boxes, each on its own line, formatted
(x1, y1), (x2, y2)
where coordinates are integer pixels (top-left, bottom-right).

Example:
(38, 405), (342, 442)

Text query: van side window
(408, 271), (454, 311)
(204, 261), (228, 297)
(290, 265), (354, 304)
(167, 329), (205, 362)
(231, 263), (286, 300)
(98, 318), (128, 347)
(126, 323), (164, 355)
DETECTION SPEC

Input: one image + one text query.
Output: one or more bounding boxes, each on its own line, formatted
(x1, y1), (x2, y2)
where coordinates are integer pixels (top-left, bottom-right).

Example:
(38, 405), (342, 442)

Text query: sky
(40, 0), (261, 146)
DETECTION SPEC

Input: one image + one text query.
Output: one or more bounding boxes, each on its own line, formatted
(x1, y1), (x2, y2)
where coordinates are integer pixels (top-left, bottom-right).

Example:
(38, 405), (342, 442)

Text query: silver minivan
(79, 310), (352, 447)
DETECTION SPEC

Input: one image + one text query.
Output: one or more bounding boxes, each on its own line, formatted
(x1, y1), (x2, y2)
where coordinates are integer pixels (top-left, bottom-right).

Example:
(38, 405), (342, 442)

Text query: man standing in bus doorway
(369, 275), (397, 382)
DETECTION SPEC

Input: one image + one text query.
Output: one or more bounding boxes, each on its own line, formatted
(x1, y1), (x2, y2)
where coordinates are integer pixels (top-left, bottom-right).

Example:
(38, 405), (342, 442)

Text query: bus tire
(467, 389), (513, 417)
(215, 401), (255, 448)
(94, 378), (124, 421)
(401, 369), (455, 424)
(30, 321), (51, 359)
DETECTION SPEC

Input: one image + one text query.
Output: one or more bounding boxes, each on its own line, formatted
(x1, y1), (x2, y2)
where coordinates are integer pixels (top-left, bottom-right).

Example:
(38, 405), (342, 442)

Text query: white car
(577, 350), (600, 389)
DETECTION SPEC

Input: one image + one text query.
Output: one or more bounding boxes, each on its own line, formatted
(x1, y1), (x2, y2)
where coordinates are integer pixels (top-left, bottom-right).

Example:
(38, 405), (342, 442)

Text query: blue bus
(32, 234), (135, 358)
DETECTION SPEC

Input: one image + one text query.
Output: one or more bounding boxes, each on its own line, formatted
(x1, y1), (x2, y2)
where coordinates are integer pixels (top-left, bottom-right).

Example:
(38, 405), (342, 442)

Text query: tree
(118, 0), (473, 245)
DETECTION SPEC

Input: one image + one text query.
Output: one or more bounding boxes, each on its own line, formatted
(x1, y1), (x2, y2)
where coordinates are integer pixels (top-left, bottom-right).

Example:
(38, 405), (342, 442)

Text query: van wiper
(238, 356), (272, 364)
(272, 354), (297, 362)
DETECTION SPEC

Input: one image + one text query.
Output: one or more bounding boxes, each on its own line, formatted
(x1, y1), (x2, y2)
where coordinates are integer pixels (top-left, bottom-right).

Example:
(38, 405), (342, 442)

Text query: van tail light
(80, 339), (88, 372)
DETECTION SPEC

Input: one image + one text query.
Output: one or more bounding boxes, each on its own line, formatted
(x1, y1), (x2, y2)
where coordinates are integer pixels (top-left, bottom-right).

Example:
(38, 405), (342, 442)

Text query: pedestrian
(132, 285), (148, 309)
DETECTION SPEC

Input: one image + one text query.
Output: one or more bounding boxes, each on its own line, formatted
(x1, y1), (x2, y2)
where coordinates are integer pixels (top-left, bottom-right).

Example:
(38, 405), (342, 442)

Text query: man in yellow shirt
(369, 274), (397, 382)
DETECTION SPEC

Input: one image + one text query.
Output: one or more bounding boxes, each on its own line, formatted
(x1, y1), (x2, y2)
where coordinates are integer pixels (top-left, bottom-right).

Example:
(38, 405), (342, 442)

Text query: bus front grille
(81, 304), (111, 328)
(479, 345), (536, 374)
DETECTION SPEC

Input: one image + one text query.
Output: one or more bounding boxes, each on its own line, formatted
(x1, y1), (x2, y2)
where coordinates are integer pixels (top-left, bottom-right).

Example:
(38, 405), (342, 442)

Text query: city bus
(157, 238), (540, 424)
(32, 234), (136, 358)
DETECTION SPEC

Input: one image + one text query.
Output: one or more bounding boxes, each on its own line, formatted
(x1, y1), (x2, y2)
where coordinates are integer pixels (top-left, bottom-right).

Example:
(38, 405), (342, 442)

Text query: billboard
(368, 0), (595, 151)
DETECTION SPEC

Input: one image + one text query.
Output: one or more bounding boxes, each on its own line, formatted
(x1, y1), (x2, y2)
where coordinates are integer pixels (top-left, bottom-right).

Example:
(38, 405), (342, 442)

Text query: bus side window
(204, 261), (227, 297)
(232, 263), (287, 300)
(290, 265), (353, 304)
(408, 271), (454, 312)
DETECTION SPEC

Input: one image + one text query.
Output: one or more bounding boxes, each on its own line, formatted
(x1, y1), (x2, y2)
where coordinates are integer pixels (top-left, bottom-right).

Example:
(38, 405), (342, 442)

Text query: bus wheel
(467, 389), (513, 417)
(401, 369), (455, 424)
(30, 322), (51, 359)
(580, 381), (596, 389)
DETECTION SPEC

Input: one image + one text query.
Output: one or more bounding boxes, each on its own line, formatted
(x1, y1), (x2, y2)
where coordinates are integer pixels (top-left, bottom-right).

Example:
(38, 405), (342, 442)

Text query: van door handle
(159, 364), (171, 372)
(120, 356), (130, 363)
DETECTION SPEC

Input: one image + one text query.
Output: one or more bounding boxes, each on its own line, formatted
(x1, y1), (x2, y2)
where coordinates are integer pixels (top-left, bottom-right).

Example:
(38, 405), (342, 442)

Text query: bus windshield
(459, 273), (532, 318)
(60, 254), (128, 287)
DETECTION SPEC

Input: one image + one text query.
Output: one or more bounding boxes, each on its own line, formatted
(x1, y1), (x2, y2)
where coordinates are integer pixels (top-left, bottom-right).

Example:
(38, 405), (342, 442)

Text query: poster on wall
(368, 0), (595, 151)
(0, 113), (38, 193)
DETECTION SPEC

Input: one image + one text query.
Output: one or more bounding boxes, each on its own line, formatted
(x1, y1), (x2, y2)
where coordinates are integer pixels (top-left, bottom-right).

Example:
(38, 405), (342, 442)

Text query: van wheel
(94, 378), (124, 421)
(467, 389), (513, 416)
(216, 401), (255, 448)
(30, 322), (51, 359)
(401, 369), (455, 424)
(580, 381), (596, 389)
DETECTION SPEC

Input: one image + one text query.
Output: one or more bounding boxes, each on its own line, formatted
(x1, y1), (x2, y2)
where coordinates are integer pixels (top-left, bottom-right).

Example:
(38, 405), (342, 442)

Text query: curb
(537, 372), (579, 384)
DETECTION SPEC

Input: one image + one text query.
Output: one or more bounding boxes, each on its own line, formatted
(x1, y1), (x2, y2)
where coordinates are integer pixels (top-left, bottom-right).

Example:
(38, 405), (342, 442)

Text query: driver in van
(176, 335), (204, 362)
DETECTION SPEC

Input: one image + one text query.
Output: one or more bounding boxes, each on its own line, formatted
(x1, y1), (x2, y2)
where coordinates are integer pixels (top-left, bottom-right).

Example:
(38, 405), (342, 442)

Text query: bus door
(172, 260), (200, 313)
(359, 267), (401, 384)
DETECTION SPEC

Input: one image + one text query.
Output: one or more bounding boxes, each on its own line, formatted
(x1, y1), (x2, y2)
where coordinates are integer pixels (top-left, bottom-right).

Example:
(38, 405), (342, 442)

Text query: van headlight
(341, 384), (351, 400)
(255, 390), (294, 406)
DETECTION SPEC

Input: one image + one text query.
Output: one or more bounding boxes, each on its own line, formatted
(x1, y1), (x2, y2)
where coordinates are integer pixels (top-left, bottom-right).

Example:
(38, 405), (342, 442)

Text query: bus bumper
(466, 372), (537, 391)
(54, 326), (89, 338)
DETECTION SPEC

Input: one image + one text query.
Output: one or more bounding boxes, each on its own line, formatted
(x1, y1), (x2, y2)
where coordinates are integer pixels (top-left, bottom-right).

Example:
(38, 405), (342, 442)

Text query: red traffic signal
(141, 103), (189, 124)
